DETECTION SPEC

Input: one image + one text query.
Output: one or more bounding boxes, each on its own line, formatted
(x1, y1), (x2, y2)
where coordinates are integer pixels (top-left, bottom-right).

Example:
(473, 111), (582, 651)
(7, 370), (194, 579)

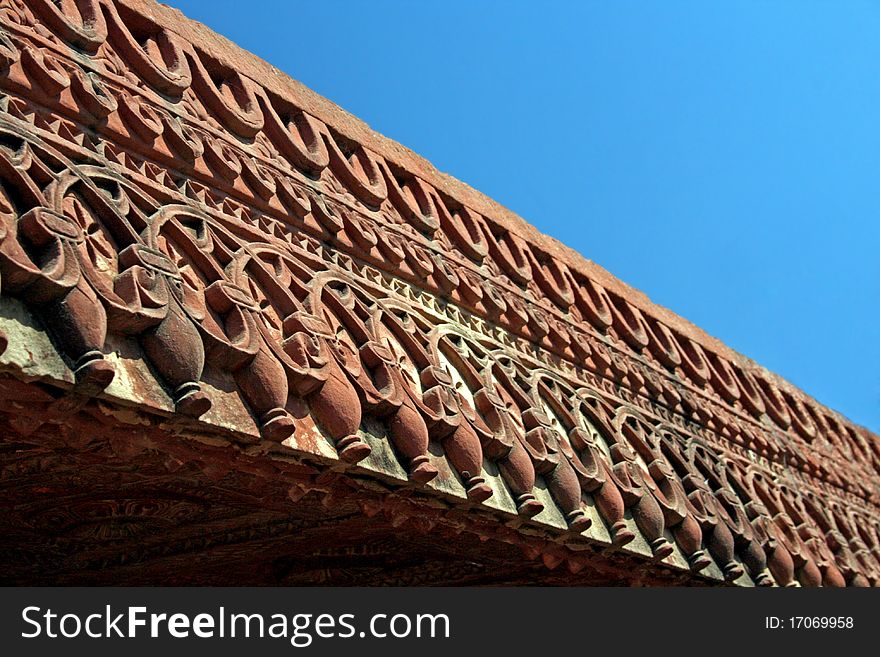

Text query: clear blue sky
(166, 0), (879, 432)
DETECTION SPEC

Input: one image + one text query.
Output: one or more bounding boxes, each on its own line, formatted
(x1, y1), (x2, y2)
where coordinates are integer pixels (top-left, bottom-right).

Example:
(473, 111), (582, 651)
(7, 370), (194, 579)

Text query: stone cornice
(0, 0), (876, 586)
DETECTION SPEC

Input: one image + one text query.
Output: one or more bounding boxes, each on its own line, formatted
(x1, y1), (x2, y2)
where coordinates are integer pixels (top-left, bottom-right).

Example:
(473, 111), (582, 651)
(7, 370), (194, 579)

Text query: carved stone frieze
(0, 0), (876, 585)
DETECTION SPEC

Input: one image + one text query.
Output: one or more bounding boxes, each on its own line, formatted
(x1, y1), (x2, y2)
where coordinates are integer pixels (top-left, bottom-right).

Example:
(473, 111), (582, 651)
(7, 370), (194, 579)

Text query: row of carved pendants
(1, 126), (878, 586)
(0, 0), (877, 585)
(1, 0), (870, 478)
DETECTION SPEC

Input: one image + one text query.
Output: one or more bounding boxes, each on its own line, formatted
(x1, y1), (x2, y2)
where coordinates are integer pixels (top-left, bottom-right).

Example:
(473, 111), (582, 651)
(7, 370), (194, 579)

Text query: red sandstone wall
(0, 0), (876, 586)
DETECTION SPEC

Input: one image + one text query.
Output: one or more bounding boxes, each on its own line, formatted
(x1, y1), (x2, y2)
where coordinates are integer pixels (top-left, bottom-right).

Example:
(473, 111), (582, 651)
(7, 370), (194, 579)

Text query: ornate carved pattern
(0, 0), (876, 586)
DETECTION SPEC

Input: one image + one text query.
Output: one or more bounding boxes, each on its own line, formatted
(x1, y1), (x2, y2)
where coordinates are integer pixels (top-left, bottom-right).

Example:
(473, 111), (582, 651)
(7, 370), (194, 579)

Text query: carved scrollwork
(29, 0), (107, 53)
(0, 134), (115, 391)
(0, 0), (874, 587)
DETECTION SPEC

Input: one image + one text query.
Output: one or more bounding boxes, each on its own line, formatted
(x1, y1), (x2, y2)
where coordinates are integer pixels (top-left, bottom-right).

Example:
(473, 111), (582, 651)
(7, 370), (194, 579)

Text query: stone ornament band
(0, 0), (877, 586)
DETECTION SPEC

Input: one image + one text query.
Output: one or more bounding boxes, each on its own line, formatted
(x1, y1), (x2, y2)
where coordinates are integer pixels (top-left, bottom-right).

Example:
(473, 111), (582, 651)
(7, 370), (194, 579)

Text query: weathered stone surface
(0, 0), (876, 585)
